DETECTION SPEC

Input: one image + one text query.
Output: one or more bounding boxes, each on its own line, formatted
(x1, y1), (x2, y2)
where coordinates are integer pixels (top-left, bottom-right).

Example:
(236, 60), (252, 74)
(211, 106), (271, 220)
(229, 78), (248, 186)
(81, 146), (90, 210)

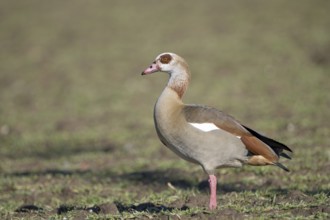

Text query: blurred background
(0, 0), (329, 170)
(0, 1), (329, 218)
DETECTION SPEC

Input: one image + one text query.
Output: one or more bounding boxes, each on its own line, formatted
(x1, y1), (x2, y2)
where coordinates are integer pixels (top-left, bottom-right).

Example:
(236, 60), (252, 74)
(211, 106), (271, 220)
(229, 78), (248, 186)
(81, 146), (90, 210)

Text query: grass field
(0, 1), (329, 219)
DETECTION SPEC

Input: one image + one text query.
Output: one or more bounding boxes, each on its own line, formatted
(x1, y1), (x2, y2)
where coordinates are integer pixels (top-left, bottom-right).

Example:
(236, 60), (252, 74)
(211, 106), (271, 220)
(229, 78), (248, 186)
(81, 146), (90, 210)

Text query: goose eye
(160, 54), (172, 64)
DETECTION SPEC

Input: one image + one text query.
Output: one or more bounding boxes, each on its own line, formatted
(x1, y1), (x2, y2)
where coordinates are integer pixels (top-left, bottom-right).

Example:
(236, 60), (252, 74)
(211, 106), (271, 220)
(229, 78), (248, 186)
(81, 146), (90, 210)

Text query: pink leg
(208, 174), (217, 210)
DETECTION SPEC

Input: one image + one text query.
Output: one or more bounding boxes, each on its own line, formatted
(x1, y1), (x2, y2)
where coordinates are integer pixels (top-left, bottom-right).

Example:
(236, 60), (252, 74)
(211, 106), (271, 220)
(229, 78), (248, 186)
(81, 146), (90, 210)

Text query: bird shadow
(6, 167), (250, 194)
(6, 168), (300, 195)
(118, 169), (197, 190)
(117, 169), (259, 194)
(115, 169), (330, 197)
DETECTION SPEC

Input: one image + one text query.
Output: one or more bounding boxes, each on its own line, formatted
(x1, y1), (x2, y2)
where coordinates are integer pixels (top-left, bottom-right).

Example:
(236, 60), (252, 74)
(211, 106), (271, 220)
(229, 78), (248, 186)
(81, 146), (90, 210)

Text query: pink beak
(141, 63), (160, 75)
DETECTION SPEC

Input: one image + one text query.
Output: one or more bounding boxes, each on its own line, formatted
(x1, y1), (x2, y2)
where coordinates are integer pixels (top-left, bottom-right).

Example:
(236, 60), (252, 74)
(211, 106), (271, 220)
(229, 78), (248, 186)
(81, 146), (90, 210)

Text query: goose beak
(141, 63), (160, 75)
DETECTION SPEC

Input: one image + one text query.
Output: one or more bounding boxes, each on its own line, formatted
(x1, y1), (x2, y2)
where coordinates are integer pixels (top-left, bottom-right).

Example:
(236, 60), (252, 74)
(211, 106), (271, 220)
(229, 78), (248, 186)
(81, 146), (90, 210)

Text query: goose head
(142, 52), (189, 75)
(142, 52), (191, 98)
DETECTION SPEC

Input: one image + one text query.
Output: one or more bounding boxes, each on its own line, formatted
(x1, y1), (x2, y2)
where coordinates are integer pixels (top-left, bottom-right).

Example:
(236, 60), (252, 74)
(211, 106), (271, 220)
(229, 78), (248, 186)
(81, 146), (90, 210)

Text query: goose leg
(208, 174), (217, 210)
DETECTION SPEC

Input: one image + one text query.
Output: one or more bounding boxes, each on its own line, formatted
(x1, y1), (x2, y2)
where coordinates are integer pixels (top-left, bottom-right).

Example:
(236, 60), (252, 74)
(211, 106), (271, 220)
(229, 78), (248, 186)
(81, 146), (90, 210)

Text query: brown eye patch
(159, 54), (172, 64)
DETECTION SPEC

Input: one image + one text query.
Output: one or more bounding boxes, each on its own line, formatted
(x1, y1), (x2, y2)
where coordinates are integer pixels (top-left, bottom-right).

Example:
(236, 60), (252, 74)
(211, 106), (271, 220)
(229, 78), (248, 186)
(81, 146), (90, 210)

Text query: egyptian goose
(141, 52), (292, 210)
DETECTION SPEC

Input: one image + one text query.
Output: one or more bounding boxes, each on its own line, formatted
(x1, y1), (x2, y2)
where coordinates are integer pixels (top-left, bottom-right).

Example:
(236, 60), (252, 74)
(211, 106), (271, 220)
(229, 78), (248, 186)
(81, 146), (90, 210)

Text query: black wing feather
(242, 125), (293, 158)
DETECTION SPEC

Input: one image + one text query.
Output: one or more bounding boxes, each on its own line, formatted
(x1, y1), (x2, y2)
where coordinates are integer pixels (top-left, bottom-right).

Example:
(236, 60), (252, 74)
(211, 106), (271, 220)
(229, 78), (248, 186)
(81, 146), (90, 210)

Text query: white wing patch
(189, 122), (242, 139)
(189, 123), (219, 132)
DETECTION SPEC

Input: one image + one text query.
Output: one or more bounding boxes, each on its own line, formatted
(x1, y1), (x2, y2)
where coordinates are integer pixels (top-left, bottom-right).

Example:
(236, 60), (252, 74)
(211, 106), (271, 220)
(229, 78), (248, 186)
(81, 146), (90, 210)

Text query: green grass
(0, 0), (329, 219)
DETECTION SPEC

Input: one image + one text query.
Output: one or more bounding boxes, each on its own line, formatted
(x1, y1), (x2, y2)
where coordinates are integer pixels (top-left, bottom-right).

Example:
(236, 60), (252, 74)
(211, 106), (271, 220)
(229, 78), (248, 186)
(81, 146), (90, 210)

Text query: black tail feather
(274, 162), (290, 172)
(242, 125), (293, 158)
(280, 152), (292, 160)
